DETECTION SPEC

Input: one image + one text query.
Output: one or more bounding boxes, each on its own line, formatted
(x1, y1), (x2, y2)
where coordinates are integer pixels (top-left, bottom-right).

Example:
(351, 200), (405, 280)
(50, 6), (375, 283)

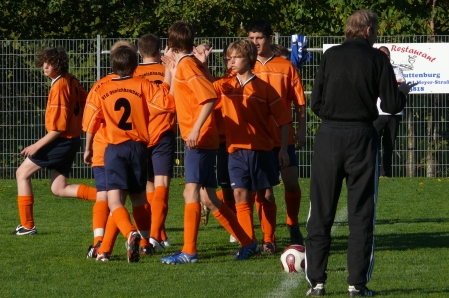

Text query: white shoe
(163, 238), (171, 247)
(229, 235), (238, 243)
(149, 237), (166, 251)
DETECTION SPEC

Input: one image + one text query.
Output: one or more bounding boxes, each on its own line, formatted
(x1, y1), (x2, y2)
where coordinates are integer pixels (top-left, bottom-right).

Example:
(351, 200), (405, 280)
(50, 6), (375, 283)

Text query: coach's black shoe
(348, 285), (376, 297)
(10, 225), (37, 236)
(287, 223), (304, 245)
(306, 283), (325, 296)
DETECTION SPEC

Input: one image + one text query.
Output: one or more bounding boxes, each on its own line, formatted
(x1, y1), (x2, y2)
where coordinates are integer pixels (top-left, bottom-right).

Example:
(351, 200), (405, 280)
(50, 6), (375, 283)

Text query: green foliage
(0, 0), (448, 39)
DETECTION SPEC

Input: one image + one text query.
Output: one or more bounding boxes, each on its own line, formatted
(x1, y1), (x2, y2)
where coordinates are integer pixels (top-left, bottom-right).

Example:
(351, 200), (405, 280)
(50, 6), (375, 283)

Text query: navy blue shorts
(147, 131), (176, 179)
(216, 142), (231, 188)
(272, 144), (298, 171)
(228, 149), (279, 192)
(29, 137), (80, 178)
(184, 145), (217, 188)
(93, 166), (107, 192)
(104, 141), (147, 194)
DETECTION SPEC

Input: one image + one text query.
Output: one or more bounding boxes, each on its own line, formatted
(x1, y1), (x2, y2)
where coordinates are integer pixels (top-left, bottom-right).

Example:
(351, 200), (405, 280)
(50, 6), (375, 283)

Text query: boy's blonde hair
(226, 39), (258, 69)
(110, 40), (137, 54)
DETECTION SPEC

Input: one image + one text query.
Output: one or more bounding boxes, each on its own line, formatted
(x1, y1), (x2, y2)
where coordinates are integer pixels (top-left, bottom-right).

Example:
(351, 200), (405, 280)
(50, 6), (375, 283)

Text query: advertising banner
(323, 43), (449, 94)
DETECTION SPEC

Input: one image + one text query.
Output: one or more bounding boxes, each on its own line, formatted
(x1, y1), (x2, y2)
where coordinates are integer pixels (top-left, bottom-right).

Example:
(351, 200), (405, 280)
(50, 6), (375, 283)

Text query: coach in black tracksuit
(305, 10), (415, 297)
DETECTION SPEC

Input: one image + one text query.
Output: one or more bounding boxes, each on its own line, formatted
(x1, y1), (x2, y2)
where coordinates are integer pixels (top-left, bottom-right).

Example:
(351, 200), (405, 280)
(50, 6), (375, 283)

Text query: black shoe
(348, 285), (376, 297)
(86, 241), (102, 258)
(306, 283), (325, 296)
(10, 225), (37, 236)
(140, 245), (155, 256)
(287, 223), (304, 245)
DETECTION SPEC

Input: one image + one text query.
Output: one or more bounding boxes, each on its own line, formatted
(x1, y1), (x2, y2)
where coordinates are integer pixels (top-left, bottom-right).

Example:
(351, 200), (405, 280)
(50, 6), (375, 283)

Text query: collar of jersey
(51, 75), (62, 86)
(177, 53), (194, 64)
(256, 53), (275, 66)
(139, 62), (159, 65)
(236, 74), (256, 88)
(112, 75), (132, 81)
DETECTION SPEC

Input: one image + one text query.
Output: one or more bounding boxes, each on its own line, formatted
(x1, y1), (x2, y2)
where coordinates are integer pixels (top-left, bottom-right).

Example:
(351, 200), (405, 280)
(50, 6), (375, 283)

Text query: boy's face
(228, 50), (248, 74)
(248, 31), (272, 57)
(43, 62), (58, 79)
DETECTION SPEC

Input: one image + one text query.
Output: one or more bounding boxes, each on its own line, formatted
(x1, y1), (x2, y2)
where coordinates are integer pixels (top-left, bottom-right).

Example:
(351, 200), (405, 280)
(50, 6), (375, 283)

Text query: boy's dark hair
(111, 46), (138, 77)
(36, 47), (69, 75)
(247, 20), (273, 38)
(138, 34), (161, 58)
(168, 21), (195, 53)
(226, 39), (258, 69)
(271, 44), (290, 59)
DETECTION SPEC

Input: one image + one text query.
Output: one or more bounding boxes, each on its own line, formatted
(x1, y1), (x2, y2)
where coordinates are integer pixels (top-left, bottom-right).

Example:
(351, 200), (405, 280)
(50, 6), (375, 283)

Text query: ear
(365, 27), (371, 38)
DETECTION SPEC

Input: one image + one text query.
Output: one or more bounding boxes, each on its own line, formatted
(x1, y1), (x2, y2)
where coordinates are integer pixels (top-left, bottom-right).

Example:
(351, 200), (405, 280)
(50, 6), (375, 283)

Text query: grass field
(0, 177), (448, 297)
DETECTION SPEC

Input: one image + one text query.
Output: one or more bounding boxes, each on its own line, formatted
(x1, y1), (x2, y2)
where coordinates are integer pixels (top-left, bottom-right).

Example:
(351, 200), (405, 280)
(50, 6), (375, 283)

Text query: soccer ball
(280, 244), (305, 273)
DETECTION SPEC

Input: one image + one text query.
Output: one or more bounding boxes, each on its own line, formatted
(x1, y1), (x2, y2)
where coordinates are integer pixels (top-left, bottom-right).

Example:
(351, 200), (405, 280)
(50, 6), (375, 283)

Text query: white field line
(266, 206), (348, 298)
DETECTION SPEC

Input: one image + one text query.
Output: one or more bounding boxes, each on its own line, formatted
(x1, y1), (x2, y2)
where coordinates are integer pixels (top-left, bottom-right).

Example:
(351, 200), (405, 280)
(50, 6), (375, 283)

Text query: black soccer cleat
(348, 285), (376, 297)
(10, 225), (37, 236)
(306, 283), (325, 296)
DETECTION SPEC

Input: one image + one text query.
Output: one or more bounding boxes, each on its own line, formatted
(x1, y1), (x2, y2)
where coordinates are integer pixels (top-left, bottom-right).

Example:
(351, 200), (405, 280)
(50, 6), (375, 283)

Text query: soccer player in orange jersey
(248, 20), (307, 252)
(83, 46), (175, 263)
(214, 39), (293, 253)
(159, 21), (258, 264)
(11, 47), (96, 236)
(135, 33), (174, 250)
(84, 41), (137, 260)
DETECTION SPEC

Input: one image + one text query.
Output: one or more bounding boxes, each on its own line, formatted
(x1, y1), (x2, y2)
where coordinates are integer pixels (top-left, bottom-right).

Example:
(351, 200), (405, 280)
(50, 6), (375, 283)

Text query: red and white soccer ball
(280, 244), (306, 273)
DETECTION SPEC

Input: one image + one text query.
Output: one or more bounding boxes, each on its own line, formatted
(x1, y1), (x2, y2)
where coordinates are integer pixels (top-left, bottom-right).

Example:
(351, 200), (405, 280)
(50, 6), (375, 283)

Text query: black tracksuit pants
(306, 120), (378, 288)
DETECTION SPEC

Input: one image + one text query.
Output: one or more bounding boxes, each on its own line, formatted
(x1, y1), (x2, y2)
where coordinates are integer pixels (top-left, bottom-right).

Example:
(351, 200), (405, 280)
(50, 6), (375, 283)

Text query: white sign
(323, 43), (449, 94)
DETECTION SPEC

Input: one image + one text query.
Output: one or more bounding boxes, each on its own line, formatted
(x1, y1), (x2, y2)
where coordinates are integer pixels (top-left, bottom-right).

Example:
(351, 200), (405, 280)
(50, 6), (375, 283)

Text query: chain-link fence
(1, 35), (448, 179)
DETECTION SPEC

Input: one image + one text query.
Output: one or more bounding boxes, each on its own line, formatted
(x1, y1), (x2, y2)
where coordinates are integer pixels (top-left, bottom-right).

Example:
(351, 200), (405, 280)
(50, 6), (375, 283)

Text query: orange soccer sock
(213, 203), (252, 247)
(255, 193), (264, 233)
(146, 191), (154, 205)
(150, 186), (168, 241)
(235, 202), (255, 242)
(132, 204), (151, 247)
(92, 200), (109, 244)
(18, 195), (34, 229)
(76, 184), (97, 201)
(216, 189), (224, 201)
(98, 215), (120, 254)
(285, 188), (302, 226)
(112, 207), (135, 239)
(261, 200), (277, 243)
(181, 202), (201, 255)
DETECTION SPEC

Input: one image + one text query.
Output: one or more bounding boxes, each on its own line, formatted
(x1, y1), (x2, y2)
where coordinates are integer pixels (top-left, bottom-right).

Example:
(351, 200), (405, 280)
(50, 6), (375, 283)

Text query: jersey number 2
(115, 98), (132, 130)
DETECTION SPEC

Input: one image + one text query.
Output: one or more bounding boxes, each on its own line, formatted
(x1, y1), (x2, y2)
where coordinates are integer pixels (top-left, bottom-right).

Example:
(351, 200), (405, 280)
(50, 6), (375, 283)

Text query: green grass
(0, 178), (448, 297)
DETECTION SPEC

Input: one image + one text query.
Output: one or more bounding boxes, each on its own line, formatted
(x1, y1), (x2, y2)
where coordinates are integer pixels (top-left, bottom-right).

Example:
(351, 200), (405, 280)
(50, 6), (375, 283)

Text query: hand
(193, 44), (212, 65)
(186, 129), (200, 149)
(21, 143), (40, 157)
(294, 131), (306, 150)
(84, 149), (93, 165)
(398, 81), (418, 95)
(278, 149), (290, 170)
(163, 46), (174, 59)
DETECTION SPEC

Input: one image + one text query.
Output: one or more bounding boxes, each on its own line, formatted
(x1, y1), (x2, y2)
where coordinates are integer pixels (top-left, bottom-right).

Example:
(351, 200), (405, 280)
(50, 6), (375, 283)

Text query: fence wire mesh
(1, 35), (448, 179)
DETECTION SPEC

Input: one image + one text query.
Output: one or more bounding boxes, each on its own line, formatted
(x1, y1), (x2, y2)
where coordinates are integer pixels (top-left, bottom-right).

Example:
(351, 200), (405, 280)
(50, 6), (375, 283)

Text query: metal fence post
(97, 35), (101, 81)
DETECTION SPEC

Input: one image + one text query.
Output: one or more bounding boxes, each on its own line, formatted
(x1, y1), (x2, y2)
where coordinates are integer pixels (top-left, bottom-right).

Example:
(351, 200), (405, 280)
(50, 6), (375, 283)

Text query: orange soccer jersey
(174, 55), (219, 149)
(83, 73), (117, 167)
(45, 73), (87, 139)
(83, 76), (175, 145)
(214, 75), (293, 153)
(135, 63), (176, 146)
(253, 55), (306, 146)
